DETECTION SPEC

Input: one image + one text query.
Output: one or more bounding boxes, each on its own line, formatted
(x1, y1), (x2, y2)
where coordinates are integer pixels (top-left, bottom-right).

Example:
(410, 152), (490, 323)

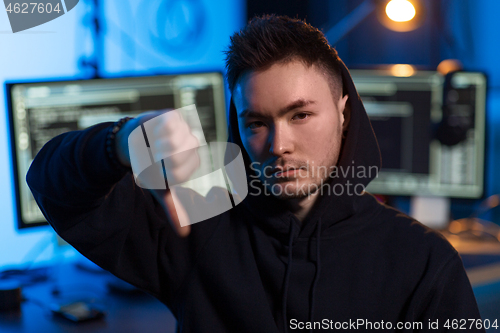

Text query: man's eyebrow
(238, 99), (316, 118)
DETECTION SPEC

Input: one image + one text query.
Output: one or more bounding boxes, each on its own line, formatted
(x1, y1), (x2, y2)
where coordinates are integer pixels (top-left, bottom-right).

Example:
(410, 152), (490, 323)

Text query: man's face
(233, 60), (348, 199)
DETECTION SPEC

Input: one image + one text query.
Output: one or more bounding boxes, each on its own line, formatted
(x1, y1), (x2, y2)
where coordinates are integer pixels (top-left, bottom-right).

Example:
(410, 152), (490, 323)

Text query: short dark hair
(224, 15), (343, 97)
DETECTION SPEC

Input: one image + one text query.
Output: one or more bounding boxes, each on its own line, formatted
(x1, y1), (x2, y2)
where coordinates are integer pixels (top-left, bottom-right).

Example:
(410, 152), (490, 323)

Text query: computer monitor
(6, 72), (227, 229)
(351, 68), (486, 227)
(351, 69), (487, 199)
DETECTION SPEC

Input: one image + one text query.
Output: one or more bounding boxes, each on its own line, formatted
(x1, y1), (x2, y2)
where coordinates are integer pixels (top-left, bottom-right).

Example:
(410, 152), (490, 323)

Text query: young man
(27, 15), (483, 332)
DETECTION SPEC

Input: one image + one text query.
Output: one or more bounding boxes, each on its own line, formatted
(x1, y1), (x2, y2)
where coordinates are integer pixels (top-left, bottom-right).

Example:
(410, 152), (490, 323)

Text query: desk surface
(2, 239), (500, 333)
(442, 231), (500, 286)
(0, 263), (176, 333)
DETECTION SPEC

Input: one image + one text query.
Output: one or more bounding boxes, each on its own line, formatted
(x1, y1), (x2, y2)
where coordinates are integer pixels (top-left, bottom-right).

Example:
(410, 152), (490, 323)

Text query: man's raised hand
(115, 110), (201, 237)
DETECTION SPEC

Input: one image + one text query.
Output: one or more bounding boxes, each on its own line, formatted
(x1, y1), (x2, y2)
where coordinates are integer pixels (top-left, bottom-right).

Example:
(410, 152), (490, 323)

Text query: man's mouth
(272, 166), (306, 178)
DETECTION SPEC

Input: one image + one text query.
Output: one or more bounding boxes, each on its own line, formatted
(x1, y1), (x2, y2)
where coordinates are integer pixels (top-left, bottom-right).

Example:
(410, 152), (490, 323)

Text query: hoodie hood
(227, 57), (382, 236)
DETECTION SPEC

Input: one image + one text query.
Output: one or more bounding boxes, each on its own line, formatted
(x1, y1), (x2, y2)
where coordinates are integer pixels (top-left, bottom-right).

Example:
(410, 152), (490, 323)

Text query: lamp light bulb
(385, 0), (416, 22)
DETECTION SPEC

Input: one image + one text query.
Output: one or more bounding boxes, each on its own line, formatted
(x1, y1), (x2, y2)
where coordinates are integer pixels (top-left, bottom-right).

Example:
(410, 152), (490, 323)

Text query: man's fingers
(163, 149), (201, 184)
(134, 108), (197, 237)
(152, 120), (200, 160)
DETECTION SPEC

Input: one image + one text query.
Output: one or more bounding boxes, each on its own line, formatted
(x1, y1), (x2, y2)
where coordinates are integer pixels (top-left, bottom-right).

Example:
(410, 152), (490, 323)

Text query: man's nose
(269, 123), (294, 156)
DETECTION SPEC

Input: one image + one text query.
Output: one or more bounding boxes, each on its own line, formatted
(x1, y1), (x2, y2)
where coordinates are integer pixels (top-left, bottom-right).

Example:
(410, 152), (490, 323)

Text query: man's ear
(339, 94), (350, 133)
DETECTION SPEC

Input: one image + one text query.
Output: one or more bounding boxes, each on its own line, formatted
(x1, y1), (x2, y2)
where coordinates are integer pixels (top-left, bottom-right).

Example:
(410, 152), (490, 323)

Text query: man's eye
(292, 113), (310, 121)
(248, 121), (264, 129)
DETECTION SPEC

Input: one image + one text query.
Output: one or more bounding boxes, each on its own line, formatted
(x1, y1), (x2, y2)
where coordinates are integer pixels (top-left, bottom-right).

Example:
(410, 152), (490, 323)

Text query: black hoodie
(27, 59), (484, 332)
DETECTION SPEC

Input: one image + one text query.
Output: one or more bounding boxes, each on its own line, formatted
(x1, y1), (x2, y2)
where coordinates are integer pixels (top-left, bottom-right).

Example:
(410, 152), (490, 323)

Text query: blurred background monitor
(7, 72), (227, 229)
(351, 68), (487, 199)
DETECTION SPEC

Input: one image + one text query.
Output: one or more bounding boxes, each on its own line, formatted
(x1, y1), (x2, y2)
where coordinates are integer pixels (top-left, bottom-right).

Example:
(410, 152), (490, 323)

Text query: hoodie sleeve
(26, 122), (212, 304)
(414, 252), (485, 332)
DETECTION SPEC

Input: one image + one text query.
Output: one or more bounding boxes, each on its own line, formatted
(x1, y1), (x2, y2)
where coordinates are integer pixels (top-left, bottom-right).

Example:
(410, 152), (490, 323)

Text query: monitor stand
(410, 196), (451, 230)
